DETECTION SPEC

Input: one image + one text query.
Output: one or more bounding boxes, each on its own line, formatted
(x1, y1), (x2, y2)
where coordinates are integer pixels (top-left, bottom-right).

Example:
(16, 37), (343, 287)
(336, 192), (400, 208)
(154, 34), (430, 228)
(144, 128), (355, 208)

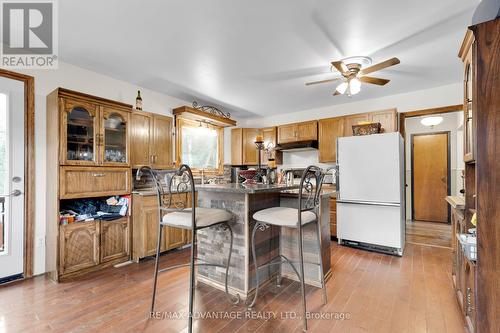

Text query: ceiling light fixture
(336, 77), (362, 96)
(420, 116), (444, 127)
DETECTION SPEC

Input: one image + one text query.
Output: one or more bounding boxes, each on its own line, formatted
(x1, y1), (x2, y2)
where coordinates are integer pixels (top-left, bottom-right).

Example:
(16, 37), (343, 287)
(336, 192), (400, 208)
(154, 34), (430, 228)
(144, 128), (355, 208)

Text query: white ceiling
(59, 0), (479, 118)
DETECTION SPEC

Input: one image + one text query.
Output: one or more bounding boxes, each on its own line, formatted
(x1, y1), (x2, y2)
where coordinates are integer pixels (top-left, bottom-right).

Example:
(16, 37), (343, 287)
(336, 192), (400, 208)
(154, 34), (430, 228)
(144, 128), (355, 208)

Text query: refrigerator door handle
(337, 200), (400, 207)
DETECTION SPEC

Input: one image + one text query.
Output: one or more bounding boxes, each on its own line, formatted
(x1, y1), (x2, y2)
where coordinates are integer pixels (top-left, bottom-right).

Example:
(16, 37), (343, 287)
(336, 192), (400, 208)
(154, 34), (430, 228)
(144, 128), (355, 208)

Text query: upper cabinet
(343, 113), (371, 137)
(130, 110), (173, 169)
(318, 117), (344, 163)
(343, 109), (397, 136)
(101, 108), (130, 166)
(370, 109), (398, 133)
(277, 120), (318, 144)
(231, 128), (261, 165)
(59, 94), (131, 167)
(459, 30), (475, 163)
(61, 98), (100, 166)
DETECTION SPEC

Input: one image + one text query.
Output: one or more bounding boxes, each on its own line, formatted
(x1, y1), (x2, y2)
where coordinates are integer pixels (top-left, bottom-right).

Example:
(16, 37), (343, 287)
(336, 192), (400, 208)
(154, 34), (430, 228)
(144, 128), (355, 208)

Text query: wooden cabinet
(277, 123), (297, 144)
(460, 30), (476, 163)
(59, 166), (131, 199)
(130, 110), (173, 168)
(130, 112), (152, 166)
(152, 115), (173, 168)
(465, 258), (476, 333)
(46, 88), (134, 282)
(370, 109), (397, 133)
(342, 109), (397, 136)
(132, 193), (190, 261)
(343, 113), (371, 136)
(231, 128), (261, 165)
(318, 118), (344, 163)
(59, 219), (130, 277)
(59, 222), (99, 275)
(260, 127), (282, 165)
(100, 218), (129, 263)
(330, 197), (337, 238)
(297, 121), (318, 141)
(277, 121), (318, 144)
(60, 98), (131, 167)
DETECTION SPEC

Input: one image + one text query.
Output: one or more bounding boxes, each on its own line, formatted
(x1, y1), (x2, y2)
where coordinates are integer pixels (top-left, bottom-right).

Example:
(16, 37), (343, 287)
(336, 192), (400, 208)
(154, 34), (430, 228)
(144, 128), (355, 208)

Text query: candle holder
(254, 140), (265, 173)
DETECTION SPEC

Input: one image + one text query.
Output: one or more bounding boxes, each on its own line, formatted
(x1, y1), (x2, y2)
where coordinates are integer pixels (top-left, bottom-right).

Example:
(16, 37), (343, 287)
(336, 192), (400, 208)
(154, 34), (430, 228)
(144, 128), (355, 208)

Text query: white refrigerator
(336, 132), (405, 256)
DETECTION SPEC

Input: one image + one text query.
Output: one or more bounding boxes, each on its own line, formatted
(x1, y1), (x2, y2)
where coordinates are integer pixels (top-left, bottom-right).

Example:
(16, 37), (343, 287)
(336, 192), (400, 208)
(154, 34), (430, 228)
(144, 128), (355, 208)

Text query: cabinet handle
(92, 173), (105, 177)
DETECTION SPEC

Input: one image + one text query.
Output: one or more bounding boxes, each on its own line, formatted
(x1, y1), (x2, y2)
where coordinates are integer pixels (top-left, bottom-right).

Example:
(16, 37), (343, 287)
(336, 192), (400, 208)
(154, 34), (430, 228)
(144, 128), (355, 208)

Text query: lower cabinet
(132, 193), (190, 261)
(59, 217), (130, 277)
(450, 205), (476, 333)
(330, 197), (337, 238)
(59, 222), (100, 275)
(100, 218), (129, 263)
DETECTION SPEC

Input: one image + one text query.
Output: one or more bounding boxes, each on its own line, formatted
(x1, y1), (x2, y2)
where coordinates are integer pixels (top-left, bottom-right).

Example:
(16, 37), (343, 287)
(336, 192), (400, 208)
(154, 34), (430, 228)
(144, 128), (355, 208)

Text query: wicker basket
(352, 122), (382, 136)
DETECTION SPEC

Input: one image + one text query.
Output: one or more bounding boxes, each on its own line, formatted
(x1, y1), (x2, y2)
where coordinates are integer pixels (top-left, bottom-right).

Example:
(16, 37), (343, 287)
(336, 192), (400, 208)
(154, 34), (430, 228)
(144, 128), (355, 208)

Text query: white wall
(237, 83), (462, 171)
(17, 62), (194, 275)
(404, 111), (464, 219)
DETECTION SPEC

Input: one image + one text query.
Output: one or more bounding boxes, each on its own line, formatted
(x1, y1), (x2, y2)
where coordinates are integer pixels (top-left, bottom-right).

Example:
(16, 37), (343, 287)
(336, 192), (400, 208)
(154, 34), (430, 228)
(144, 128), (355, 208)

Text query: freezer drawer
(337, 201), (404, 249)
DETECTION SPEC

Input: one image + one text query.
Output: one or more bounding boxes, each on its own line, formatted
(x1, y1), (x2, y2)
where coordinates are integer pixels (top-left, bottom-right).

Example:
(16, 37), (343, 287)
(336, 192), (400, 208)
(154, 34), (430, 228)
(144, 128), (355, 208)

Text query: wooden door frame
(399, 104), (462, 223)
(410, 131), (451, 222)
(0, 69), (35, 278)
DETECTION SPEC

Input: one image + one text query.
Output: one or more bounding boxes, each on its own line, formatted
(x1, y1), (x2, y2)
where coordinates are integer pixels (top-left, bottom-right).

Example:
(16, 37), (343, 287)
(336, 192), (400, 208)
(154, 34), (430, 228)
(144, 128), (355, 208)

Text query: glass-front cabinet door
(463, 51), (474, 162)
(101, 108), (129, 166)
(61, 99), (99, 165)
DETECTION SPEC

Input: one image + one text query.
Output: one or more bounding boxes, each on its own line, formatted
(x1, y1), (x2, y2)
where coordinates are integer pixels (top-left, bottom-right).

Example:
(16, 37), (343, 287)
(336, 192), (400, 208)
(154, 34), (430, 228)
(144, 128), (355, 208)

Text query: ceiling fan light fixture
(349, 78), (361, 95)
(420, 116), (444, 127)
(336, 81), (348, 94)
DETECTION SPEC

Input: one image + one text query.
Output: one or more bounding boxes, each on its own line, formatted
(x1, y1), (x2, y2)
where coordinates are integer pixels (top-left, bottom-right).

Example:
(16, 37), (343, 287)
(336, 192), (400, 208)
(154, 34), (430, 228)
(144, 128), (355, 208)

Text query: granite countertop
(280, 188), (336, 198)
(197, 183), (299, 194)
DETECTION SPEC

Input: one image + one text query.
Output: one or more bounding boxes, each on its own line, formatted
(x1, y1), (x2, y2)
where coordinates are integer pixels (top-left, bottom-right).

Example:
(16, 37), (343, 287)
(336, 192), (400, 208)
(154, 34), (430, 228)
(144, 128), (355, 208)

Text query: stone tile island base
(195, 183), (332, 300)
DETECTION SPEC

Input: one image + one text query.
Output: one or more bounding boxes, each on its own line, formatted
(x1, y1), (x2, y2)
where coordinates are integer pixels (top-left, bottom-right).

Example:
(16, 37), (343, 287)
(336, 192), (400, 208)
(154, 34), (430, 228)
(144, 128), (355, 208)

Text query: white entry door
(0, 77), (25, 281)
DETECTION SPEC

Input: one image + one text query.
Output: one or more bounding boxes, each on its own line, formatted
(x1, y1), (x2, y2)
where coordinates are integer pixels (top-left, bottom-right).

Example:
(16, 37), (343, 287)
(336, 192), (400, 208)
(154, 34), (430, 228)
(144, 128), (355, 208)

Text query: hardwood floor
(0, 242), (466, 333)
(406, 220), (452, 248)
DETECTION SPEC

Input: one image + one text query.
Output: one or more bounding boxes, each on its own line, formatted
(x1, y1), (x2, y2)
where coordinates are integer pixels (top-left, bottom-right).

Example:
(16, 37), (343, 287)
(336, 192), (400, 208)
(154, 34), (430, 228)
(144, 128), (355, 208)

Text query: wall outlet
(36, 236), (45, 247)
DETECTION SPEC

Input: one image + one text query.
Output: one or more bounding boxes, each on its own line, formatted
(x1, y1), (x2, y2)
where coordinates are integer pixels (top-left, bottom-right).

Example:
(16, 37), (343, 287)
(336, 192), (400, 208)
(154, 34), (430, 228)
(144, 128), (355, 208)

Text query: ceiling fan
(305, 56), (400, 96)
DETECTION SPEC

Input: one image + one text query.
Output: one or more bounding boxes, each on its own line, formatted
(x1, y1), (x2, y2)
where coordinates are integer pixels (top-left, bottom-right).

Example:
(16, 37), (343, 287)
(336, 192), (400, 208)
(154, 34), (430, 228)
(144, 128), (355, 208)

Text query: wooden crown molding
(172, 106), (237, 127)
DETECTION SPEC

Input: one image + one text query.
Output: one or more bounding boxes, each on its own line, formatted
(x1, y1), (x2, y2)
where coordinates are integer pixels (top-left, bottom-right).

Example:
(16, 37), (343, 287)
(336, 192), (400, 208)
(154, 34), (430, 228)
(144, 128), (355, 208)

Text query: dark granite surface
(196, 183), (299, 194)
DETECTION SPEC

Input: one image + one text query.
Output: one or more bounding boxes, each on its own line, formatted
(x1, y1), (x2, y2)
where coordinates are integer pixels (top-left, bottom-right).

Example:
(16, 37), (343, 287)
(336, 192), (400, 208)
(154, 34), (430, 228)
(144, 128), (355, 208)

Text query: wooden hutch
(453, 17), (500, 333)
(46, 88), (133, 281)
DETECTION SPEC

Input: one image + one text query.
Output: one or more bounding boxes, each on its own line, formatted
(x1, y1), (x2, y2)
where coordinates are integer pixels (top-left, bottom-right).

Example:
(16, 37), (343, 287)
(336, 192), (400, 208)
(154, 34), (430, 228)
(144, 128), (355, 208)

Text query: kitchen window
(176, 118), (223, 173)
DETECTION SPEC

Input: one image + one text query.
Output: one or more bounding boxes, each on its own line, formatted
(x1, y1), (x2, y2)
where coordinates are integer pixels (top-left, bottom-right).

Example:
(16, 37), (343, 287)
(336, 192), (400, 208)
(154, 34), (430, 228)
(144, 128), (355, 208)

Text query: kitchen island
(195, 183), (332, 300)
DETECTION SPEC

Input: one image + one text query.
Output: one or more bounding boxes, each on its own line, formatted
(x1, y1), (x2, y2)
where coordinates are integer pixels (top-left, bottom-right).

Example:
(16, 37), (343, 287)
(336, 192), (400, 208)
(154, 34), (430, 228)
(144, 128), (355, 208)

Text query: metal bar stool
(247, 165), (327, 331)
(135, 165), (239, 333)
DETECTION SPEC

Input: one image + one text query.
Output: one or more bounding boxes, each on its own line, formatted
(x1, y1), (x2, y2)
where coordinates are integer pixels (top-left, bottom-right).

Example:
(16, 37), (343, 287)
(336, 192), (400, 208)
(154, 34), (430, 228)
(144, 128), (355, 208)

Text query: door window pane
(0, 93), (6, 252)
(104, 114), (126, 163)
(181, 125), (218, 169)
(67, 107), (94, 161)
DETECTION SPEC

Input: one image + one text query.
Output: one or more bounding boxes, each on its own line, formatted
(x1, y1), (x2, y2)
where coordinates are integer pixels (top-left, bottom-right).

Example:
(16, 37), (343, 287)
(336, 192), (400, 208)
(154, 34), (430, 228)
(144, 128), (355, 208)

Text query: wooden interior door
(412, 132), (450, 222)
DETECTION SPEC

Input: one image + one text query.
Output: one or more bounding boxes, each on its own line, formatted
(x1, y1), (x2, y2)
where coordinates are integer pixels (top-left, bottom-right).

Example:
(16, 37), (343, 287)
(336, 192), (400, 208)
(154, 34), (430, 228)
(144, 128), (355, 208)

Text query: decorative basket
(352, 122), (382, 136)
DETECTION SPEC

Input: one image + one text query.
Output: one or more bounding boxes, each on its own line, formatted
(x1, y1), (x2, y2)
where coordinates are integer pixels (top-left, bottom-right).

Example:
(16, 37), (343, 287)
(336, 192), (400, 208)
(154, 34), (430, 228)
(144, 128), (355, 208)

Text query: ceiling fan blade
(305, 78), (340, 86)
(360, 57), (400, 75)
(359, 76), (390, 85)
(331, 61), (349, 74)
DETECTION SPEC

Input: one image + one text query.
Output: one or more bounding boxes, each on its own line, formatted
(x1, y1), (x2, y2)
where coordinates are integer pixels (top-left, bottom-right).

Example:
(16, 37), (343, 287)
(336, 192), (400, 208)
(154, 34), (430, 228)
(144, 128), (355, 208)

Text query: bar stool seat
(253, 207), (317, 227)
(162, 207), (232, 229)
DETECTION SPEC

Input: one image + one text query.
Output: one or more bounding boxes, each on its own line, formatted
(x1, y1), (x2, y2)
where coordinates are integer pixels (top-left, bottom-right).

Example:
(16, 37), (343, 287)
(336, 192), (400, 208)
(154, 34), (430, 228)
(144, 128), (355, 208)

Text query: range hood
(275, 140), (318, 152)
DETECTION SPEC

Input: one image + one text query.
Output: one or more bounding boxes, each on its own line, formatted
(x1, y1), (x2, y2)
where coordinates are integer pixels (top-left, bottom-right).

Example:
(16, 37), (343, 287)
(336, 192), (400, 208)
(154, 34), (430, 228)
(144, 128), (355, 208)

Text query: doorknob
(441, 177), (446, 183)
(0, 189), (22, 198)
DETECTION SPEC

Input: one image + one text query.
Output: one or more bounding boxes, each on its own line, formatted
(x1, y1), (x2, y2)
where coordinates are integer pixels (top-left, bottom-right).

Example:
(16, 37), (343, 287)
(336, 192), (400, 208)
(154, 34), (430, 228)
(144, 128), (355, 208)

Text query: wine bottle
(135, 90), (142, 110)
